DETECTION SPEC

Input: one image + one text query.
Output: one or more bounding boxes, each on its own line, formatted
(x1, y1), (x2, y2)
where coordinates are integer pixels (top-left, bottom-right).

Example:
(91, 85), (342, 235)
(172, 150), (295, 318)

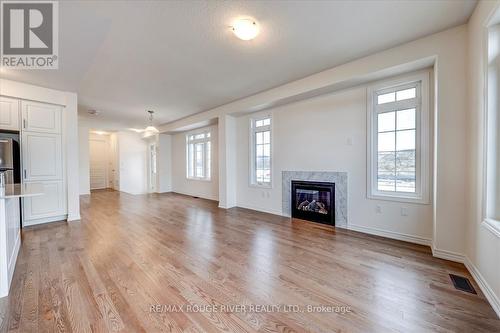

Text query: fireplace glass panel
(295, 188), (331, 215)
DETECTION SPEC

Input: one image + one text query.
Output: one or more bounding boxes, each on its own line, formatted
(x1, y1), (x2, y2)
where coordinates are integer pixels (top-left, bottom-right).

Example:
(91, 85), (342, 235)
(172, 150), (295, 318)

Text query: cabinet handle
(24, 169), (26, 179)
(23, 119), (26, 129)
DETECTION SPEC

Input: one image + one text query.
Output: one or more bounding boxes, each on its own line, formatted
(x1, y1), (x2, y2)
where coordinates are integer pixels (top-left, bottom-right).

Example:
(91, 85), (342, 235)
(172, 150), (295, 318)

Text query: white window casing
(186, 130), (211, 181)
(367, 71), (430, 204)
(250, 115), (272, 187)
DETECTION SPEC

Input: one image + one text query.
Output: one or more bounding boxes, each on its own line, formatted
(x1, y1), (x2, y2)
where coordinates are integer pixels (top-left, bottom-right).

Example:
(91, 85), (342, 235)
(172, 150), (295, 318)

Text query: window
(367, 72), (430, 203)
(186, 131), (211, 180)
(484, 25), (500, 229)
(250, 116), (272, 186)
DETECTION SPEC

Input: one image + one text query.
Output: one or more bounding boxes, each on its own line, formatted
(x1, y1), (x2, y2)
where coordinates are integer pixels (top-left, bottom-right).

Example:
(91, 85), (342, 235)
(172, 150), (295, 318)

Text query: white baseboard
(171, 190), (218, 202)
(23, 215), (67, 227)
(431, 247), (465, 263)
(234, 203), (284, 217)
(347, 223), (432, 246)
(464, 256), (500, 318)
(430, 248), (500, 319)
(67, 214), (81, 221)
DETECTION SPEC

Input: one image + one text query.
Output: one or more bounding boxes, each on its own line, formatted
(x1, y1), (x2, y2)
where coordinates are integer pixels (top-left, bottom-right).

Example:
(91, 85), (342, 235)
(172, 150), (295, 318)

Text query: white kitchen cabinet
(20, 99), (66, 225)
(21, 100), (61, 134)
(22, 132), (62, 181)
(22, 181), (65, 224)
(0, 97), (20, 131)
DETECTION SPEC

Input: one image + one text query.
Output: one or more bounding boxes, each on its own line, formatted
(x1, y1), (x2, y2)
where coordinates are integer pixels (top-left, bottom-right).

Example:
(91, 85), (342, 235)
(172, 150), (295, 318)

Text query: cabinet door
(23, 181), (66, 223)
(0, 97), (20, 131)
(22, 132), (62, 181)
(22, 100), (61, 134)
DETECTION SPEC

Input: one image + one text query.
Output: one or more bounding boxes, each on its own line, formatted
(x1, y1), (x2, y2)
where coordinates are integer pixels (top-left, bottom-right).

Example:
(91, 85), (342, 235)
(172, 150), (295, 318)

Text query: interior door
(89, 139), (108, 189)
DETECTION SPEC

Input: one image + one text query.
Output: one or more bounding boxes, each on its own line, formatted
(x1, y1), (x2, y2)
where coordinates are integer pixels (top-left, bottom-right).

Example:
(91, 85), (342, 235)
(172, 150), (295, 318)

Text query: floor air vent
(449, 274), (477, 294)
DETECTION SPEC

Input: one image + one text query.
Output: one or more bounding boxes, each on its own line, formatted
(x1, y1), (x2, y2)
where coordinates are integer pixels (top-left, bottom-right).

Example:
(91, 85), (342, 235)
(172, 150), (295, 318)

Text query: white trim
(464, 256), (500, 318)
(367, 70), (431, 204)
(186, 129), (211, 181)
(348, 223), (432, 246)
(236, 203), (283, 217)
(431, 247), (465, 263)
(482, 24), (500, 224)
(171, 190), (218, 202)
(22, 214), (67, 227)
(67, 214), (81, 221)
(482, 219), (500, 237)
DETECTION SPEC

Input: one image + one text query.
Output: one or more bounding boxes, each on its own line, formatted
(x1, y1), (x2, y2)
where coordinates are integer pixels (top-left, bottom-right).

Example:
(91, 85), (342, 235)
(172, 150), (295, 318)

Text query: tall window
(250, 116), (272, 186)
(486, 26), (500, 225)
(186, 131), (211, 180)
(367, 72), (430, 203)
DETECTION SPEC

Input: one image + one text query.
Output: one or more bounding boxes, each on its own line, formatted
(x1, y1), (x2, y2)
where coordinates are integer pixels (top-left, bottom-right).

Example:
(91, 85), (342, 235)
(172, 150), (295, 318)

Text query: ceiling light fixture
(143, 110), (159, 137)
(231, 18), (259, 41)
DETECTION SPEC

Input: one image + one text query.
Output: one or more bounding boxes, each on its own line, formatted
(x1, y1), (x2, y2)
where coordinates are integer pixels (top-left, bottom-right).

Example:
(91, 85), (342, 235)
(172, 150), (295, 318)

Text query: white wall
(218, 115), (237, 208)
(117, 131), (149, 195)
(78, 118), (90, 195)
(157, 134), (172, 193)
(171, 125), (219, 201)
(466, 0), (500, 317)
(0, 79), (80, 220)
(236, 85), (433, 242)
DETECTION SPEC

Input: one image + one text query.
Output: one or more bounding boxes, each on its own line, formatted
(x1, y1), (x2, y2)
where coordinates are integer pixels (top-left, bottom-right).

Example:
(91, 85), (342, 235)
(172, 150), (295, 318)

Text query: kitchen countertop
(0, 183), (44, 199)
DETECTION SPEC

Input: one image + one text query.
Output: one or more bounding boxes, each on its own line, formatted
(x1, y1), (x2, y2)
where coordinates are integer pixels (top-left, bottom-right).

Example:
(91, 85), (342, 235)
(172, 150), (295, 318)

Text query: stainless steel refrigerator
(0, 138), (15, 185)
(0, 132), (21, 183)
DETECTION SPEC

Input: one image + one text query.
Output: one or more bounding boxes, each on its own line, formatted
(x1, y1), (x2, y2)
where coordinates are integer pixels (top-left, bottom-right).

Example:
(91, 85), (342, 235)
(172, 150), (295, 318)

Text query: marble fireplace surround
(282, 171), (348, 228)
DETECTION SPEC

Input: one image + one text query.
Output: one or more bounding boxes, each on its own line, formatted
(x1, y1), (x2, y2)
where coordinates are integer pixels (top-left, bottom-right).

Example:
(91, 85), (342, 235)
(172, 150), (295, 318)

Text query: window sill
(186, 177), (211, 182)
(367, 192), (430, 205)
(249, 183), (273, 189)
(482, 219), (500, 238)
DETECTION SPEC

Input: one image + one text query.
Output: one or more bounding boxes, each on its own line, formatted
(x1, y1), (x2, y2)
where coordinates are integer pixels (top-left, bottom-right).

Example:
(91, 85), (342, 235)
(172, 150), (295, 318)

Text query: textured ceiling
(0, 0), (477, 129)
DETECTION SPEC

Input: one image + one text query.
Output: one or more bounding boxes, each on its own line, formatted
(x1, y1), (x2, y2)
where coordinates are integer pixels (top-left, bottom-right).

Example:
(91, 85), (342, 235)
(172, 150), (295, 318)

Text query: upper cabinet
(21, 101), (61, 134)
(0, 97), (20, 131)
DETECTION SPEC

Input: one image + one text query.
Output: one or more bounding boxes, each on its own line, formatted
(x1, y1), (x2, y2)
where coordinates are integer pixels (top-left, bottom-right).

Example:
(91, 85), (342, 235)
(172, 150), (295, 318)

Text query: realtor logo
(1, 0), (58, 69)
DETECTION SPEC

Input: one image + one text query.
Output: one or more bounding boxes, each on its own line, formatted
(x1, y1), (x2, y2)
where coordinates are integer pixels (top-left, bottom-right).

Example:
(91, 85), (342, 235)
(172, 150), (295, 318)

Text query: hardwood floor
(1, 190), (499, 332)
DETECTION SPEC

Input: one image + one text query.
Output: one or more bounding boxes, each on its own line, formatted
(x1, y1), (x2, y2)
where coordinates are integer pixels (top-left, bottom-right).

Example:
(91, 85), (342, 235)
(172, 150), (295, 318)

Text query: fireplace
(291, 180), (335, 226)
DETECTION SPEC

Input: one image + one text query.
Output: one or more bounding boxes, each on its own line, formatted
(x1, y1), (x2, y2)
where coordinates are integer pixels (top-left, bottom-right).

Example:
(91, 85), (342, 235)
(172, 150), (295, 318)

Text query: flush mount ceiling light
(231, 18), (259, 41)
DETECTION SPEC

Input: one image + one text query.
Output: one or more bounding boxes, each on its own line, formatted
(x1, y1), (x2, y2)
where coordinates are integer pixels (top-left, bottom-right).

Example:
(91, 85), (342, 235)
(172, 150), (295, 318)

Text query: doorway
(89, 134), (109, 190)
